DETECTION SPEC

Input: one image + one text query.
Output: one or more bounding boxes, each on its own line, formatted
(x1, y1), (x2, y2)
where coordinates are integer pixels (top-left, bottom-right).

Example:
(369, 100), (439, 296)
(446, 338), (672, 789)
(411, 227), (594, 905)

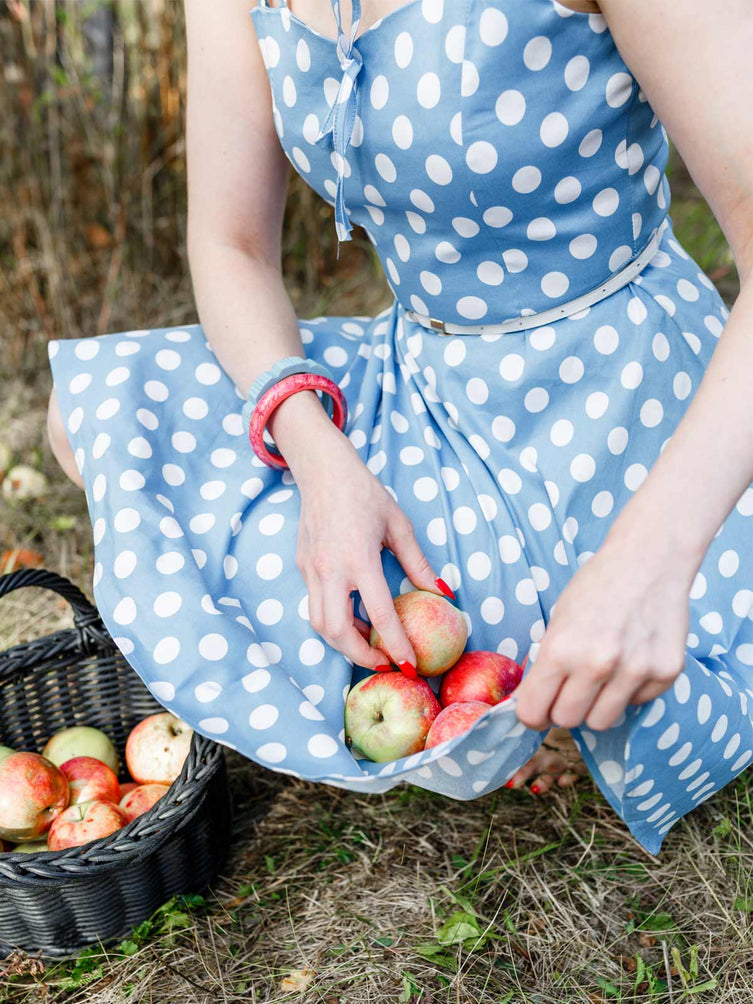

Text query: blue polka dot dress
(48, 0), (753, 857)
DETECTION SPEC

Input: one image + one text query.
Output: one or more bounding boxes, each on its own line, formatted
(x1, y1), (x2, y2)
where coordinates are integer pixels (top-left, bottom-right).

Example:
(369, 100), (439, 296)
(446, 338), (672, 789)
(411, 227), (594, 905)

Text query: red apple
(345, 671), (441, 762)
(0, 752), (70, 842)
(60, 756), (120, 806)
(425, 701), (492, 749)
(119, 783), (170, 822)
(47, 799), (129, 851)
(369, 589), (468, 677)
(42, 725), (119, 774)
(439, 651), (523, 707)
(119, 781), (138, 801)
(125, 713), (193, 785)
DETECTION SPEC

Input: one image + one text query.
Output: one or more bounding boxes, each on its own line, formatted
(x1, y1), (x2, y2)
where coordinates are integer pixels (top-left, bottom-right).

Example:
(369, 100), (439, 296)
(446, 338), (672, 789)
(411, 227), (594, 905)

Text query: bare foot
(506, 726), (589, 795)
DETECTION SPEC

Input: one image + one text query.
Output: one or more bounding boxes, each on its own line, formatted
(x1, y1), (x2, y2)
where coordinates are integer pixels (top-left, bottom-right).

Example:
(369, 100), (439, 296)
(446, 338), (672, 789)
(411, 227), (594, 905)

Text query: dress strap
(314, 0), (365, 252)
(329, 0), (362, 40)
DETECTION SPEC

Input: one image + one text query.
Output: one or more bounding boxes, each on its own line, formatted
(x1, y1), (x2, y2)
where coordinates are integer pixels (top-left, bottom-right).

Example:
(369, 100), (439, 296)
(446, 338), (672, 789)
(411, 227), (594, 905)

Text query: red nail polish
(530, 784), (541, 795)
(374, 663), (393, 672)
(504, 780), (515, 788)
(435, 577), (456, 601)
(398, 660), (418, 679)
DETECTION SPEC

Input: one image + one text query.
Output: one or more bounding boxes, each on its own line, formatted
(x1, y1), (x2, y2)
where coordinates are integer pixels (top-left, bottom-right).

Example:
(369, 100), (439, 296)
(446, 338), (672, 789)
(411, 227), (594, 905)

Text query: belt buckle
(427, 316), (448, 335)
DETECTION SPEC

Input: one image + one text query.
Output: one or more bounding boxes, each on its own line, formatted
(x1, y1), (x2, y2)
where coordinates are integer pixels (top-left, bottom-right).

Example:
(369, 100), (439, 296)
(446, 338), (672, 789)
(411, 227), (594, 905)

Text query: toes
(555, 771), (584, 788)
(529, 773), (555, 795)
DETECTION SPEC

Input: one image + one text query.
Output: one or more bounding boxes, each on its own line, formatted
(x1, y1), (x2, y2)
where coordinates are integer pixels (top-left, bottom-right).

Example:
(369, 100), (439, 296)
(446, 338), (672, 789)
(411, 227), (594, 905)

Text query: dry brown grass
(0, 2), (749, 1002)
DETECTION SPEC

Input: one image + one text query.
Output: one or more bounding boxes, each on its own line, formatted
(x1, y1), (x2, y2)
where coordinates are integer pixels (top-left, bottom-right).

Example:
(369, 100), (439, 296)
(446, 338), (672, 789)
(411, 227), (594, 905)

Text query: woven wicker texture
(0, 569), (232, 960)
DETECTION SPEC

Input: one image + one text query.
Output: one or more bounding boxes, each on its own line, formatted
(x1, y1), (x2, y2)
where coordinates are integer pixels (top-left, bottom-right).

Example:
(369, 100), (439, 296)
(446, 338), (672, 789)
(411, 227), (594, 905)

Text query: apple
(425, 701), (492, 749)
(12, 841), (49, 853)
(439, 651), (523, 707)
(345, 671), (441, 762)
(60, 756), (120, 806)
(42, 725), (119, 774)
(125, 713), (193, 785)
(119, 783), (170, 823)
(119, 781), (138, 801)
(369, 589), (468, 678)
(0, 745), (15, 765)
(48, 799), (129, 851)
(0, 752), (70, 842)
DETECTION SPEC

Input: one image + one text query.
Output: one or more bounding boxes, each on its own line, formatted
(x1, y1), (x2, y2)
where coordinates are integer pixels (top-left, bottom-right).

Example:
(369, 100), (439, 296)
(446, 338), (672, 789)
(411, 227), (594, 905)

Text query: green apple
(42, 726), (119, 774)
(344, 672), (441, 762)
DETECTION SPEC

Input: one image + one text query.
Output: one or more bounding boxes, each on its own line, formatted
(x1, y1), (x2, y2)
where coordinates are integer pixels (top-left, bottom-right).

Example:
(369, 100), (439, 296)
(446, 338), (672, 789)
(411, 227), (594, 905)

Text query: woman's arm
(183, 0), (333, 465)
(514, 0), (753, 732)
(183, 0), (447, 674)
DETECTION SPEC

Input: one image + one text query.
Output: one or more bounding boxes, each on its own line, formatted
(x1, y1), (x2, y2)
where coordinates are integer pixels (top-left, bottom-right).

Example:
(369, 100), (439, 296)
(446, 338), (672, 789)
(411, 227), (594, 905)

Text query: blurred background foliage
(0, 0), (739, 384)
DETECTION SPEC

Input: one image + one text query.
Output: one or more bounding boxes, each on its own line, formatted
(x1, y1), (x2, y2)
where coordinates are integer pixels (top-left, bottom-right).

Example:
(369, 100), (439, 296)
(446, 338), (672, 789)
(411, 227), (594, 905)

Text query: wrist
(266, 390), (342, 465)
(604, 504), (706, 587)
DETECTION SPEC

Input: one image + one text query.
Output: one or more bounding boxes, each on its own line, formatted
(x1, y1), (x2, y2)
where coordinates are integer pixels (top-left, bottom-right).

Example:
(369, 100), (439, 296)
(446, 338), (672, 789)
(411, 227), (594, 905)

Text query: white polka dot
(496, 89), (525, 125)
(540, 111), (568, 147)
(308, 734), (339, 758)
(300, 638), (326, 665)
(523, 35), (552, 71)
(479, 7), (508, 45)
(199, 633), (228, 661)
(466, 140), (498, 173)
(256, 742), (286, 763)
(113, 597), (137, 626)
(249, 705), (280, 731)
(195, 363), (221, 385)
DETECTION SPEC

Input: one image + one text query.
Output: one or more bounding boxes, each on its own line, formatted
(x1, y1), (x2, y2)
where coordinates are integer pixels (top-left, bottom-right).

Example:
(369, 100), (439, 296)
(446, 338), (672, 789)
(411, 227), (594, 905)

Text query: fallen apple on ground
(439, 651), (523, 707)
(60, 756), (120, 806)
(119, 783), (170, 822)
(370, 588), (468, 677)
(0, 752), (70, 842)
(425, 701), (492, 749)
(42, 725), (119, 775)
(125, 712), (193, 785)
(345, 672), (441, 761)
(48, 799), (129, 851)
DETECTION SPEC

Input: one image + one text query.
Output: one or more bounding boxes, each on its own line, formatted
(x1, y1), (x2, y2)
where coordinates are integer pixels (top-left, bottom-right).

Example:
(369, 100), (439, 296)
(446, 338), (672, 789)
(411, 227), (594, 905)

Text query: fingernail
(434, 577), (456, 601)
(530, 784), (541, 795)
(398, 660), (418, 679)
(374, 663), (393, 672)
(504, 780), (515, 789)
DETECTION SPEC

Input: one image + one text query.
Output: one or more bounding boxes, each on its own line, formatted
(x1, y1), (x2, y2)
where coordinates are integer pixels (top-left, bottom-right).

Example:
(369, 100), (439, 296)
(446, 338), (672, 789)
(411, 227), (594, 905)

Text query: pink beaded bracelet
(248, 371), (348, 470)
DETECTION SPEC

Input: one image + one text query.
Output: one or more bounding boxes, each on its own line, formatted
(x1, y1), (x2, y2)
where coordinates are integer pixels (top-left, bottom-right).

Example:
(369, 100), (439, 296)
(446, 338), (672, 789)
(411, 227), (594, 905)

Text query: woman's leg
(47, 386), (84, 489)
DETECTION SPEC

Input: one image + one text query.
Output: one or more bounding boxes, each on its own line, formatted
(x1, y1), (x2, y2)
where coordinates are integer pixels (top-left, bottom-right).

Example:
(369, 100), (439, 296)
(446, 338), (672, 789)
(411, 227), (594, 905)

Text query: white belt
(403, 217), (668, 336)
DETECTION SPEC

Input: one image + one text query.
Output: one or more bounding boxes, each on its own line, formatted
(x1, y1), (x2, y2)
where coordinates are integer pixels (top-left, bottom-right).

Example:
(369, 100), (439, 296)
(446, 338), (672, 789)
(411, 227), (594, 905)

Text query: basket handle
(0, 568), (110, 648)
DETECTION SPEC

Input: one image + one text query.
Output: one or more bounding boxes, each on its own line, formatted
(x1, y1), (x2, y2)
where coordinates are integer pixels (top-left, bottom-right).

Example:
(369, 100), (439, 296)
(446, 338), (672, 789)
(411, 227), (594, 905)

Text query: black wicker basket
(0, 569), (233, 960)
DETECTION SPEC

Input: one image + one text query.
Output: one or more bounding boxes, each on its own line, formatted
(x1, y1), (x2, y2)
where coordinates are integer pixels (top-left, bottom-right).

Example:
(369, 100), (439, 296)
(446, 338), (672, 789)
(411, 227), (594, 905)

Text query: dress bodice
(249, 0), (671, 327)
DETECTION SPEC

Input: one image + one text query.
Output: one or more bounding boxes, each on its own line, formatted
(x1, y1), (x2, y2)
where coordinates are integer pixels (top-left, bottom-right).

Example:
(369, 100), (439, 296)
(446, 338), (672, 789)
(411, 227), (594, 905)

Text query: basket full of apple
(0, 570), (232, 960)
(345, 588), (528, 762)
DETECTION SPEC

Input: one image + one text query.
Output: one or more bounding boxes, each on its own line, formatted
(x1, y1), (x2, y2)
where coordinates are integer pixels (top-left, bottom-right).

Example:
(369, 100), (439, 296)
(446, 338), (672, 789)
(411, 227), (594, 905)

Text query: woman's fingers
(548, 674), (606, 730)
(316, 577), (392, 670)
(384, 509), (445, 596)
(513, 658), (565, 731)
(357, 562), (418, 672)
(582, 671), (645, 731)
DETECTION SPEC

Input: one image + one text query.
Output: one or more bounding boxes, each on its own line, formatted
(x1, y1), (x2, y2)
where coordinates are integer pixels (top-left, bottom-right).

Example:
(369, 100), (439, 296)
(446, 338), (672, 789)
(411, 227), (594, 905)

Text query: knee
(47, 387), (83, 489)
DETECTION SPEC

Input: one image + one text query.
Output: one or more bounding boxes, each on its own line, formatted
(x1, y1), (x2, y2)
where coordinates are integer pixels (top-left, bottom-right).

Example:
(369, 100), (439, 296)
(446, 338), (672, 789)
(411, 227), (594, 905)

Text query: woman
(47, 0), (753, 855)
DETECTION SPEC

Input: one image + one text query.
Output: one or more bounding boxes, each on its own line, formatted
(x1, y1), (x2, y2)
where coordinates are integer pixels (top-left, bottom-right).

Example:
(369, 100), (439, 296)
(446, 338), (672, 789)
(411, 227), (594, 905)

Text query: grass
(0, 2), (750, 1002)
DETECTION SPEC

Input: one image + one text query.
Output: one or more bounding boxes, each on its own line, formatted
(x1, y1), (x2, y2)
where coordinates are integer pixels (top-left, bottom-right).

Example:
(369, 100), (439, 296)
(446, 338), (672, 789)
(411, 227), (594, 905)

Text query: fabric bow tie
(315, 8), (364, 251)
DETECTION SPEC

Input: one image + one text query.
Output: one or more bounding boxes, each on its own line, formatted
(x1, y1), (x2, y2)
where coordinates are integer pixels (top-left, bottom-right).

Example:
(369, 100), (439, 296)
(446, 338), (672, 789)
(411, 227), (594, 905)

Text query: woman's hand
(513, 528), (696, 733)
(270, 393), (448, 673)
